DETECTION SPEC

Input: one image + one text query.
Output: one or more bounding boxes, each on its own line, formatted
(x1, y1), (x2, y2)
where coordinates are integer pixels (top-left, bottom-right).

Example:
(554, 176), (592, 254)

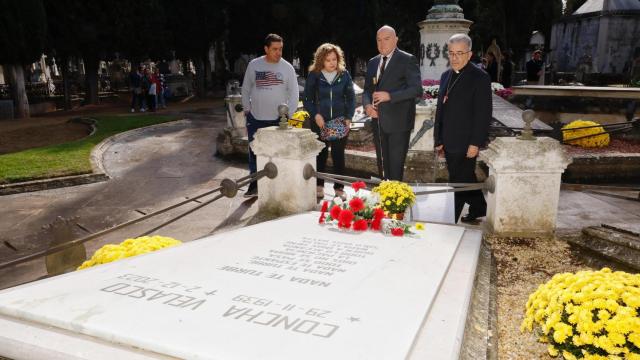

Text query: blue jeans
(157, 89), (166, 108)
(247, 113), (280, 188)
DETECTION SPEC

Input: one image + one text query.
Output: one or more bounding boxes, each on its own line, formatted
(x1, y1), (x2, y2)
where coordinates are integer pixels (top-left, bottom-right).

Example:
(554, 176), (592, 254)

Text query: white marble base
(252, 127), (325, 215)
(480, 137), (572, 236)
(410, 185), (456, 224)
(0, 213), (479, 360)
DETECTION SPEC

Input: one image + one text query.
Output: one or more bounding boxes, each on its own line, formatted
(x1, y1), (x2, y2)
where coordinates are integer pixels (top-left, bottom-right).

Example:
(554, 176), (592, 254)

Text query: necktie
(379, 56), (388, 80)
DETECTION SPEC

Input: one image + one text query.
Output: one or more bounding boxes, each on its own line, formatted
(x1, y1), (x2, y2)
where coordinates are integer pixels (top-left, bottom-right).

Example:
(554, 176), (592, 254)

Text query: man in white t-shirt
(241, 33), (299, 198)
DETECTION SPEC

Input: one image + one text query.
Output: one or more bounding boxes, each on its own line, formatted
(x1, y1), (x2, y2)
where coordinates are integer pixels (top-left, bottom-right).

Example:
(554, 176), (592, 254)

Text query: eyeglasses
(448, 51), (471, 58)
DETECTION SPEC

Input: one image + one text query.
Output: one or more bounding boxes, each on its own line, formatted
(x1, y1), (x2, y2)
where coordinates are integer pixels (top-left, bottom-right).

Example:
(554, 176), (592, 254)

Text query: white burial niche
(0, 212), (480, 360)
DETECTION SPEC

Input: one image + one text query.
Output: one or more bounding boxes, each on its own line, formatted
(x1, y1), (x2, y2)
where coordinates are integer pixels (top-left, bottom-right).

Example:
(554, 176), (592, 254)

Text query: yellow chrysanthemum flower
(372, 180), (416, 214)
(77, 235), (181, 270)
(522, 268), (640, 358)
(562, 120), (610, 148)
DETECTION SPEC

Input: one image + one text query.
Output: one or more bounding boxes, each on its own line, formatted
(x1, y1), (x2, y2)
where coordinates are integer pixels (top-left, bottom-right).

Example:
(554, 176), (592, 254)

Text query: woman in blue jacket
(303, 43), (356, 199)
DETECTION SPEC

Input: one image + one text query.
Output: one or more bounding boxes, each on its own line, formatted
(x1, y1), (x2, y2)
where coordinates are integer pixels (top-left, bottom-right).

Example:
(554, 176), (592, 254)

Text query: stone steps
(568, 225), (640, 271)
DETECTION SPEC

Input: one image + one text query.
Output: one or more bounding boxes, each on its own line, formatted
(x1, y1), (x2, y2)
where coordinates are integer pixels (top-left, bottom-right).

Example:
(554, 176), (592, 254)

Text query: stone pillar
(250, 127), (325, 217)
(479, 135), (572, 237)
(418, 0), (473, 80)
(224, 94), (246, 137)
(409, 104), (436, 152)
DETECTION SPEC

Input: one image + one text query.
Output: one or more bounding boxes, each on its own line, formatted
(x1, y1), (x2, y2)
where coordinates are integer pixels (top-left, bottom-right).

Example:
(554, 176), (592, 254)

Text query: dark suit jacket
(434, 63), (492, 153)
(363, 48), (422, 133)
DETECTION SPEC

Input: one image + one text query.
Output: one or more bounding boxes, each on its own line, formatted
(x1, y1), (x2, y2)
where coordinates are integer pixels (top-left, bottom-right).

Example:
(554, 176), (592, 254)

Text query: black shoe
(460, 214), (480, 224)
(244, 186), (257, 198)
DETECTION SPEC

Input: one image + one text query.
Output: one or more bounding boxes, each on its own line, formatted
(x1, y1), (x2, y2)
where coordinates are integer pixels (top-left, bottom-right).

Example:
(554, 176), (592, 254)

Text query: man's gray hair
(447, 34), (472, 51)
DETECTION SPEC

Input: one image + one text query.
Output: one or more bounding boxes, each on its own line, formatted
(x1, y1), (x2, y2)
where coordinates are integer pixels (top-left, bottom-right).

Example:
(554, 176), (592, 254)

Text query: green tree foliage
(46, 0), (166, 105)
(0, 0), (47, 118)
(1, 0), (572, 111)
(0, 0), (47, 64)
(162, 0), (228, 96)
(462, 0), (563, 63)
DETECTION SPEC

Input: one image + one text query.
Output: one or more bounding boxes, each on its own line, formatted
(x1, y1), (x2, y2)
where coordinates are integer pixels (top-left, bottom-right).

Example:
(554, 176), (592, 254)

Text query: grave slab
(492, 94), (551, 130)
(0, 212), (470, 360)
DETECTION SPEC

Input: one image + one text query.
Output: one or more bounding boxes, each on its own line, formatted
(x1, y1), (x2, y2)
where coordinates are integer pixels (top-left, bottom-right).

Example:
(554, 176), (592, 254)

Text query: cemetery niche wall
(550, 0), (640, 82)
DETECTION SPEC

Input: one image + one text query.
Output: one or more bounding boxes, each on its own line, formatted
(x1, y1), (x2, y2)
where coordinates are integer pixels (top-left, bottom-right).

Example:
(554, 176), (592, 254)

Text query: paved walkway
(1, 103), (639, 289)
(0, 105), (258, 288)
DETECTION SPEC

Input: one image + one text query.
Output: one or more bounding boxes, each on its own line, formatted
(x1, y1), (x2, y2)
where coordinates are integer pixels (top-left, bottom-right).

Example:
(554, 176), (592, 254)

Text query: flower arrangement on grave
(422, 79), (440, 87)
(422, 85), (440, 100)
(288, 110), (310, 128)
(77, 235), (182, 270)
(495, 87), (513, 100)
(372, 180), (416, 220)
(562, 120), (610, 148)
(491, 82), (505, 92)
(521, 268), (640, 360)
(421, 78), (441, 100)
(318, 181), (419, 236)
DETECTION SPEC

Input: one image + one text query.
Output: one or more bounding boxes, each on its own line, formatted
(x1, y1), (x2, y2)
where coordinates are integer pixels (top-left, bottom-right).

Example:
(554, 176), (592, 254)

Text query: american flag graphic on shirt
(255, 71), (284, 87)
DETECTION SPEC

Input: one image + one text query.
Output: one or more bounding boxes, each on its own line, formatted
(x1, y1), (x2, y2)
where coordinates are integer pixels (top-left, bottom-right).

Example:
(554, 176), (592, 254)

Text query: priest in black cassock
(434, 33), (492, 224)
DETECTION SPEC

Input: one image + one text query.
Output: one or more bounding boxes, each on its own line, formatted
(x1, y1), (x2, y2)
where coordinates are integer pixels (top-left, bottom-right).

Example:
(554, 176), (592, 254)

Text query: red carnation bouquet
(318, 181), (413, 236)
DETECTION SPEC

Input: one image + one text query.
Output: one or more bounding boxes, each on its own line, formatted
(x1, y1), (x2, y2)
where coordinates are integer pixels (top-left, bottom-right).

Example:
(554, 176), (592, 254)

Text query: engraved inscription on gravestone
(94, 234), (377, 340)
(212, 235), (379, 338)
(0, 213), (467, 360)
(247, 236), (377, 277)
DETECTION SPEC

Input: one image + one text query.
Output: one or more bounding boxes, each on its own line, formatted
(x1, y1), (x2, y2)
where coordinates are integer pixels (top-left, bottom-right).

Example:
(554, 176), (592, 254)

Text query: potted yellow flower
(372, 180), (416, 220)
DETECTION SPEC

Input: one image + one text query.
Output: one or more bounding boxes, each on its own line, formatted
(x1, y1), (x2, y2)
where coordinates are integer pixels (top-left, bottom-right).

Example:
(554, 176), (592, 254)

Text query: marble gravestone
(0, 213), (473, 360)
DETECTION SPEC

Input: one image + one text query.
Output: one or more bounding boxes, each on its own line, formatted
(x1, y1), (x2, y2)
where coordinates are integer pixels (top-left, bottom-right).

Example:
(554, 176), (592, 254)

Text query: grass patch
(0, 114), (180, 184)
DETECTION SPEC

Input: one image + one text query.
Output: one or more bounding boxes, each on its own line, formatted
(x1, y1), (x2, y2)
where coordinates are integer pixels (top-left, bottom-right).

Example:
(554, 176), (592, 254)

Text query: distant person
(363, 25), (422, 181)
(526, 50), (544, 83)
(303, 43), (356, 199)
(241, 33), (298, 198)
(153, 68), (166, 109)
(434, 34), (491, 224)
(501, 51), (513, 88)
(148, 70), (158, 112)
(486, 53), (498, 82)
(129, 66), (143, 112)
(140, 69), (151, 112)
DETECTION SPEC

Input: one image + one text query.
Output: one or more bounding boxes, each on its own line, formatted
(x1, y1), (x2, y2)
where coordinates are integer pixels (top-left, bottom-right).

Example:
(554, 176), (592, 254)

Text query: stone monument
(250, 106), (325, 217)
(479, 110), (572, 237)
(417, 0), (473, 80)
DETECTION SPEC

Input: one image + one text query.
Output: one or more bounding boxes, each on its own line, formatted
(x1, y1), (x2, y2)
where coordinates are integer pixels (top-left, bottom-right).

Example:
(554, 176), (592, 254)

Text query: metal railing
(0, 162), (277, 271)
(491, 117), (639, 144)
(314, 171), (495, 195)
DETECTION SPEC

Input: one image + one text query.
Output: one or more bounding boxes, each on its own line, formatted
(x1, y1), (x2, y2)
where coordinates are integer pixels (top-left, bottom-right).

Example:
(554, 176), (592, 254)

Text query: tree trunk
(195, 57), (206, 98)
(5, 64), (30, 119)
(61, 59), (72, 110)
(204, 51), (212, 91)
(84, 57), (100, 105)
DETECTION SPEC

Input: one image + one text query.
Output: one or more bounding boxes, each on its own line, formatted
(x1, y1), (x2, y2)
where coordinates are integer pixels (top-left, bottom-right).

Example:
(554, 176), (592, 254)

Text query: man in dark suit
(434, 34), (492, 224)
(363, 25), (422, 181)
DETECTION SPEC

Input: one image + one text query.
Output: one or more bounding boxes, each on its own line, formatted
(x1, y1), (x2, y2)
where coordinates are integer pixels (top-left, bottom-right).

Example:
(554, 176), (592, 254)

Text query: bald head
(376, 25), (398, 56)
(377, 25), (396, 36)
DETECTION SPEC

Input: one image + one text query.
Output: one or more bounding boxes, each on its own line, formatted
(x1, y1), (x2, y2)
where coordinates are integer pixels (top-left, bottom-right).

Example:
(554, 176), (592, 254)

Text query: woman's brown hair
(308, 43), (346, 73)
